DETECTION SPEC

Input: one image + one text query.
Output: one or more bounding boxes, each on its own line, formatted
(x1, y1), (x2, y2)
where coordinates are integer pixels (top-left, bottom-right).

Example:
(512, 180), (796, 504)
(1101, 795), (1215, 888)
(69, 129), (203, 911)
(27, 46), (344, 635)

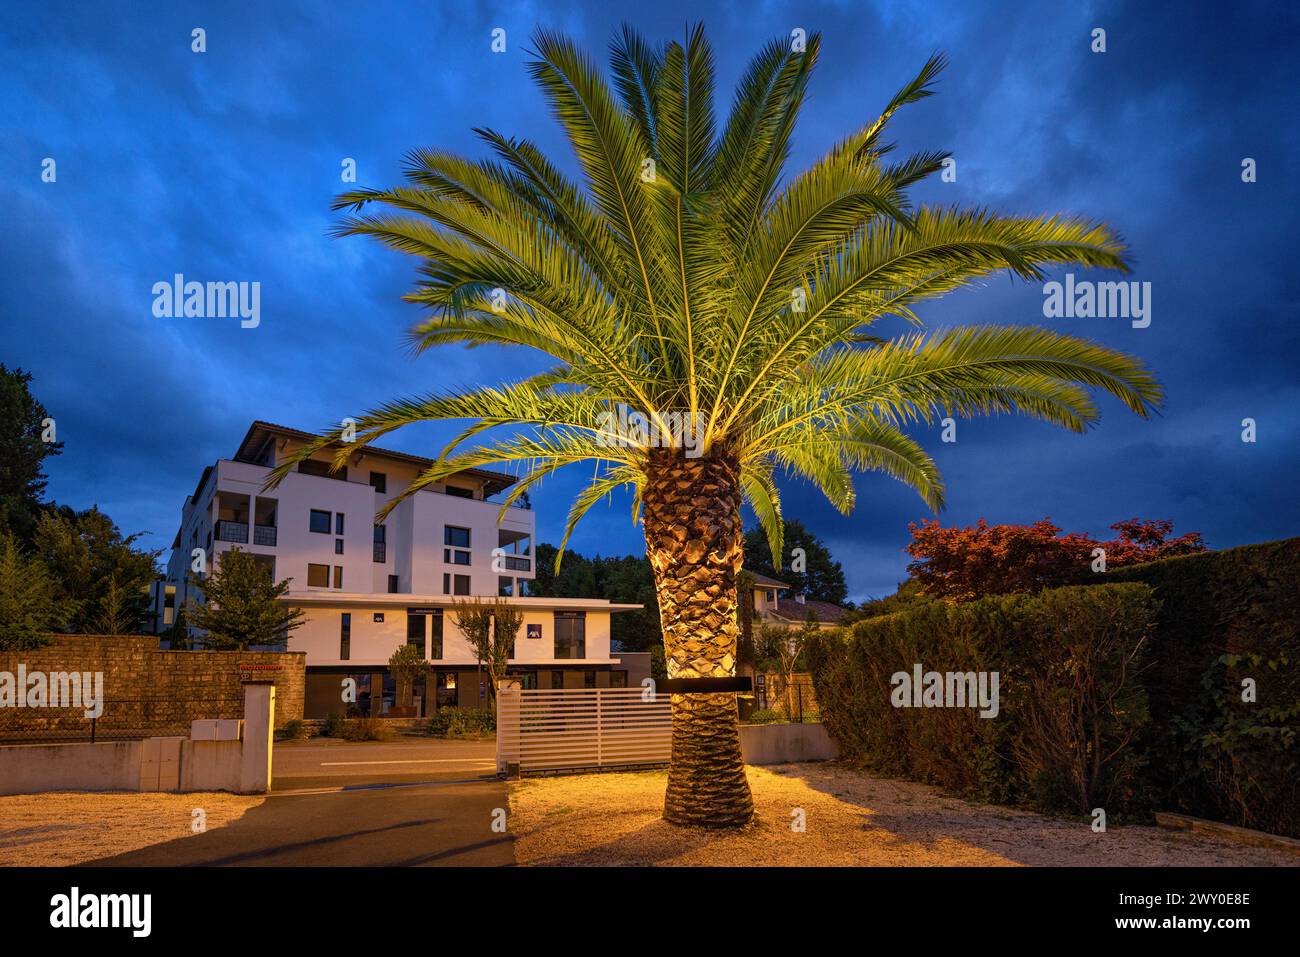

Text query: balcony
(253, 525), (277, 546)
(215, 520), (248, 544)
(502, 555), (531, 572)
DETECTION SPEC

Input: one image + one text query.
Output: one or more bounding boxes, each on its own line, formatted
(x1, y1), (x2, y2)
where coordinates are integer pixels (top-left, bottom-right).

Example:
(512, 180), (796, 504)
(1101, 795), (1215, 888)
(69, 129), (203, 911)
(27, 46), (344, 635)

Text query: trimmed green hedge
(427, 707), (496, 738)
(808, 583), (1155, 819)
(1109, 538), (1300, 836)
(809, 537), (1300, 836)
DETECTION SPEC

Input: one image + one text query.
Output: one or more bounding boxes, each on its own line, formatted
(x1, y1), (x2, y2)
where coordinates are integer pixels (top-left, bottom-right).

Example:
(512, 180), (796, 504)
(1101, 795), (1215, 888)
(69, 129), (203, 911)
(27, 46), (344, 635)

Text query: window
(369, 471), (387, 494)
(309, 510), (331, 534)
(442, 573), (470, 596)
(584, 671), (596, 689)
(340, 613), (351, 660)
(551, 670), (565, 690)
(335, 538), (344, 555)
(407, 611), (426, 655)
(435, 672), (457, 708)
(335, 513), (345, 535)
(610, 671), (628, 688)
(498, 576), (514, 597)
(430, 610), (443, 659)
(373, 525), (386, 563)
(444, 485), (473, 499)
(300, 458), (346, 480)
(307, 563), (330, 587)
(333, 566), (343, 589)
(387, 574), (400, 593)
(554, 612), (586, 659)
(444, 526), (471, 567)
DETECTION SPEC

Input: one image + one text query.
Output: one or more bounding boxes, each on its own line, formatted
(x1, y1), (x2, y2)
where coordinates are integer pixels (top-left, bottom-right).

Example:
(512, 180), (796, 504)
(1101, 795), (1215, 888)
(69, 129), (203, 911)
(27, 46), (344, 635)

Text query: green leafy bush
(321, 712), (346, 738)
(340, 716), (395, 742)
(807, 583), (1155, 818)
(811, 537), (1300, 837)
(1110, 538), (1300, 837)
(746, 708), (784, 724)
(277, 718), (309, 741)
(427, 707), (496, 738)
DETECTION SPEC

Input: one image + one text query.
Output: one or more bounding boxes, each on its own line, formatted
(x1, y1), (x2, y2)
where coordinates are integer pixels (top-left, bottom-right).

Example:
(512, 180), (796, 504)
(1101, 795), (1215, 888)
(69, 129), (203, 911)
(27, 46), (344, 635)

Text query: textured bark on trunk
(642, 448), (754, 828)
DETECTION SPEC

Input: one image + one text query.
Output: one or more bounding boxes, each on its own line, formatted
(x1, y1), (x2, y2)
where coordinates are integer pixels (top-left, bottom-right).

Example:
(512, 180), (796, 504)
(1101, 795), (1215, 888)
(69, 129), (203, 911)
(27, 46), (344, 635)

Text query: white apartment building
(150, 421), (642, 717)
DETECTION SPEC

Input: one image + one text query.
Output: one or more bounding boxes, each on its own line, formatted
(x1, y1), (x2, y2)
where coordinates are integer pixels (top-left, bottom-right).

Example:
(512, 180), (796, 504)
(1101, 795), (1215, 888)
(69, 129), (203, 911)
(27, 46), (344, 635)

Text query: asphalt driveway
(272, 737), (496, 790)
(85, 778), (513, 866)
(84, 738), (511, 866)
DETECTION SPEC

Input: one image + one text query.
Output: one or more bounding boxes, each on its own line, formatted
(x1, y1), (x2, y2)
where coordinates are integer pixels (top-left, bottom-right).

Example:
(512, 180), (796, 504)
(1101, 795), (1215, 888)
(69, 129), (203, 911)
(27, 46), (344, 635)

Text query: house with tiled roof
(746, 571), (848, 629)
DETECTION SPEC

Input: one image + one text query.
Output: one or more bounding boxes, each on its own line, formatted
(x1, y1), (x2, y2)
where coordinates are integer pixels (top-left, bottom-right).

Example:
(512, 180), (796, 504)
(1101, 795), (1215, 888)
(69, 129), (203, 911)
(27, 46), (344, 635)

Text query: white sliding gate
(495, 687), (672, 774)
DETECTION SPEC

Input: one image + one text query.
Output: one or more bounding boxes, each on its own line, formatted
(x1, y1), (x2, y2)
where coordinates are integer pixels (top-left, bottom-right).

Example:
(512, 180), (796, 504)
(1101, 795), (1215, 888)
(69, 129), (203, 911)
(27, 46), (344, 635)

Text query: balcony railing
(373, 542), (386, 563)
(215, 520), (248, 544)
(502, 555), (531, 572)
(253, 525), (277, 546)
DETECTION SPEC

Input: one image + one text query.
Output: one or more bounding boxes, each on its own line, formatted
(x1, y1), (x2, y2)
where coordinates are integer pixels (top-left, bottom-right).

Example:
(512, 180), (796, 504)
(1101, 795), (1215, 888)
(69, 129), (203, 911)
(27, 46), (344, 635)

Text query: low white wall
(0, 684), (277, 795)
(740, 722), (839, 765)
(180, 740), (243, 792)
(0, 741), (142, 795)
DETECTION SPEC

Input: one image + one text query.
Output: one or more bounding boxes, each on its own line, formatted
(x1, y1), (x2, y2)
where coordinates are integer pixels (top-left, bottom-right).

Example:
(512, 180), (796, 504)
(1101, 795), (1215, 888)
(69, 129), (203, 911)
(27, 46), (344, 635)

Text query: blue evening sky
(3, 0), (1297, 601)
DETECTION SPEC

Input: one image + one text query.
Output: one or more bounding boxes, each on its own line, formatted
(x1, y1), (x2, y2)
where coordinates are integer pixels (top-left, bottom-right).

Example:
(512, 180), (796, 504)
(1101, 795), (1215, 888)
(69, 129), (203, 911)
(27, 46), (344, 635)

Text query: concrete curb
(1155, 812), (1300, 856)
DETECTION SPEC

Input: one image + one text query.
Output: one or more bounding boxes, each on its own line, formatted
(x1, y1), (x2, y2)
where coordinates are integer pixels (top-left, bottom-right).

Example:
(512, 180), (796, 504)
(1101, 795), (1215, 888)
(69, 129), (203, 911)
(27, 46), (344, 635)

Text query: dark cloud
(2, 0), (1296, 601)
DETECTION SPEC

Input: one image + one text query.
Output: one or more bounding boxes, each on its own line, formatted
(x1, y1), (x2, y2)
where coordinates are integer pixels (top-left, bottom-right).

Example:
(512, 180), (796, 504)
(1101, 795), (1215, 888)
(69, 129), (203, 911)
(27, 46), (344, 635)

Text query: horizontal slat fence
(496, 687), (671, 774)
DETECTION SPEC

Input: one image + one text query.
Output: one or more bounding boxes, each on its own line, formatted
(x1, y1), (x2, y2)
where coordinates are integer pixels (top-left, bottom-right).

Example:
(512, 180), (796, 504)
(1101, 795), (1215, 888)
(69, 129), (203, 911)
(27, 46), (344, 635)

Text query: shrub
(1110, 538), (1300, 837)
(277, 718), (309, 741)
(321, 712), (346, 738)
(427, 707), (496, 738)
(746, 708), (784, 724)
(340, 716), (395, 742)
(807, 583), (1155, 817)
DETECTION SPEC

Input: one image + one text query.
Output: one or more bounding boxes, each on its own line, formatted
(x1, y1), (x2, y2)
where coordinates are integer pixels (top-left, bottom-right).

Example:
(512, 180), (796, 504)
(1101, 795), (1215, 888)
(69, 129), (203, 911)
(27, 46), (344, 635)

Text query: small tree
(453, 598), (524, 707)
(736, 569), (756, 679)
(184, 547), (305, 650)
(755, 617), (818, 718)
(906, 517), (1206, 602)
(0, 531), (72, 650)
(33, 507), (159, 633)
(89, 575), (137, 636)
(389, 642), (428, 710)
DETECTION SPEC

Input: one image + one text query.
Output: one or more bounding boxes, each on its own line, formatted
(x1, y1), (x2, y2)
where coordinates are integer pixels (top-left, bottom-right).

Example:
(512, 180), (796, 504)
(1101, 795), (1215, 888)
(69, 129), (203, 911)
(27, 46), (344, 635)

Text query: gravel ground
(0, 792), (264, 866)
(509, 762), (1299, 866)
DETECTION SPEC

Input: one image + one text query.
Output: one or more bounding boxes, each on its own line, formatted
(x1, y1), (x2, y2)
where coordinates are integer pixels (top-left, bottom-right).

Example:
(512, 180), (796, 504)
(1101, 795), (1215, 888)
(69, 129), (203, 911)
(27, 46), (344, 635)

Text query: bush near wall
(807, 584), (1157, 819)
(1108, 538), (1300, 837)
(427, 707), (495, 738)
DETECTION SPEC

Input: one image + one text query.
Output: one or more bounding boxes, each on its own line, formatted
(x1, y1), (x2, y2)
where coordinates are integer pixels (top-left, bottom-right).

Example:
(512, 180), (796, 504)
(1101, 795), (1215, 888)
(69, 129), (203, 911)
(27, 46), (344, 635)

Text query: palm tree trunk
(642, 449), (754, 828)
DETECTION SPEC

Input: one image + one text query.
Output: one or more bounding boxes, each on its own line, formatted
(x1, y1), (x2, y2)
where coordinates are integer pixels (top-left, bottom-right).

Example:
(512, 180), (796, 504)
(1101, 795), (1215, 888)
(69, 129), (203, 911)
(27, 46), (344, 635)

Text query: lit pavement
(85, 738), (513, 867)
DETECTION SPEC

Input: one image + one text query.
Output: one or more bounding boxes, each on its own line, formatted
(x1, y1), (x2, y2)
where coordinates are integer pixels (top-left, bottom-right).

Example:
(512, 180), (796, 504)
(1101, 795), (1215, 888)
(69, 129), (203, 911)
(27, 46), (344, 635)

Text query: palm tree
(268, 26), (1161, 828)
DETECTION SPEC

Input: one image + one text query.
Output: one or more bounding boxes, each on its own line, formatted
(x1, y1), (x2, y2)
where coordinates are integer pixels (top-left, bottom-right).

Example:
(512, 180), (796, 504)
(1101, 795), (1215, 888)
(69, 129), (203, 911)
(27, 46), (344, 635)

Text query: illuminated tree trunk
(642, 449), (754, 828)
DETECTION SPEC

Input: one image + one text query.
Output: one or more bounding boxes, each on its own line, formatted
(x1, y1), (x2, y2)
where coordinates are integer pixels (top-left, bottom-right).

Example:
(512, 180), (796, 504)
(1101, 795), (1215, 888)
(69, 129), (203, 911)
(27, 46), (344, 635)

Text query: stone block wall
(0, 635), (305, 739)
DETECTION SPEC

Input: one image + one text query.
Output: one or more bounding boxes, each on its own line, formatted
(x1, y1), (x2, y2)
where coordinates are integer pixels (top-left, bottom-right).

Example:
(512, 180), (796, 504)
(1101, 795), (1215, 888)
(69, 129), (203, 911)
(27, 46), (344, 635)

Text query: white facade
(154, 423), (639, 701)
(162, 423), (536, 605)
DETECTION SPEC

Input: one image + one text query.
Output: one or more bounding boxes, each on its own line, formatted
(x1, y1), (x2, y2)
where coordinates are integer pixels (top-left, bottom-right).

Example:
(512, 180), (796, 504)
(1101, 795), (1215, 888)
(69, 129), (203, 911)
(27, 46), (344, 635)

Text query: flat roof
(280, 592), (643, 612)
(234, 420), (518, 495)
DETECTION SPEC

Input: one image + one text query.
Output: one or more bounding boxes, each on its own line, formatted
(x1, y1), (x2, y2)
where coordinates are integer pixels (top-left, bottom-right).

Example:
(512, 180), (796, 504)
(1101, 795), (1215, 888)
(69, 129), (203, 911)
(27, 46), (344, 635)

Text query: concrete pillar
(239, 681), (275, 793)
